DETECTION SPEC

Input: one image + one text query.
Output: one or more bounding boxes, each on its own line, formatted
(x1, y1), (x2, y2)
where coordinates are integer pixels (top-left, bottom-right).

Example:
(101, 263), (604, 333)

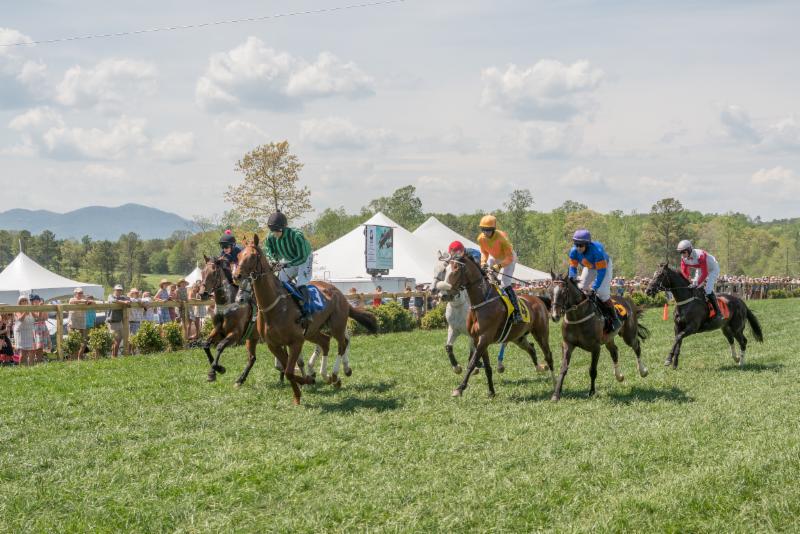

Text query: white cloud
(720, 104), (800, 152)
(222, 120), (267, 153)
(751, 166), (798, 194)
(196, 37), (374, 112)
(720, 105), (761, 144)
(152, 132), (195, 163)
(481, 59), (604, 121)
(83, 163), (127, 180)
(0, 28), (48, 108)
(8, 107), (149, 160)
(56, 58), (157, 111)
(299, 116), (392, 150)
(558, 166), (603, 187)
(517, 122), (581, 158)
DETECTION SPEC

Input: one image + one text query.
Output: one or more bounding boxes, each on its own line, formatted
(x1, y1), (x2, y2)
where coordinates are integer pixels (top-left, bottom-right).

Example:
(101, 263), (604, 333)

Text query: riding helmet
(479, 214), (497, 230)
(267, 211), (288, 231)
(448, 240), (465, 255)
(572, 229), (591, 245)
(219, 230), (236, 247)
(676, 239), (693, 254)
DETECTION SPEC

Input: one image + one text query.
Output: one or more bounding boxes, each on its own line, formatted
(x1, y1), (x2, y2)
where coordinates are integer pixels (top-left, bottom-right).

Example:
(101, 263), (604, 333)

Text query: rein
(448, 258), (499, 311)
(246, 248), (290, 317)
(554, 280), (600, 325)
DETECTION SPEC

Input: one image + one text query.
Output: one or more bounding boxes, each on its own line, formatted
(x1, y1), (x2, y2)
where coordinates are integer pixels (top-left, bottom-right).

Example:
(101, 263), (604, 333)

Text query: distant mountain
(0, 204), (197, 240)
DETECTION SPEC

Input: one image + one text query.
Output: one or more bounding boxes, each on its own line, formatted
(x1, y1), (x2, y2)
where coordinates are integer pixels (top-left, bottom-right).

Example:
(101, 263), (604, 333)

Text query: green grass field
(1, 299), (798, 532)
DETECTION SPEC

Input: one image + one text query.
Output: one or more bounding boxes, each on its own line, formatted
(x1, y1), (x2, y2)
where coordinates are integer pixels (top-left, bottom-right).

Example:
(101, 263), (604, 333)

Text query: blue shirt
(568, 241), (610, 290)
(221, 244), (242, 265)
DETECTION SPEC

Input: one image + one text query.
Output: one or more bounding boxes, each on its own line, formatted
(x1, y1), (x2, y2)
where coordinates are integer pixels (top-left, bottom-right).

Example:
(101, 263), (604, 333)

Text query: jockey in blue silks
(568, 229), (621, 331)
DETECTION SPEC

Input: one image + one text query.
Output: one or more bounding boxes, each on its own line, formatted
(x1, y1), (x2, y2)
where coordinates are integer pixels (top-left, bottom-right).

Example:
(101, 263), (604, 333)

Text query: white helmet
(676, 239), (693, 253)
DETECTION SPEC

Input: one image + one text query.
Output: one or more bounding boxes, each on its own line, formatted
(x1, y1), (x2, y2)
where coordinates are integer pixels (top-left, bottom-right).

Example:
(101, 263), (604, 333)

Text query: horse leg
(211, 333), (237, 375)
(512, 337), (540, 372)
(481, 351), (496, 398)
(551, 342), (575, 402)
(445, 326), (462, 374)
(203, 330), (223, 382)
(605, 340), (625, 383)
(722, 327), (738, 364)
(588, 347), (601, 397)
(497, 343), (506, 373)
(234, 337), (257, 387)
(530, 324), (555, 384)
(342, 332), (352, 377)
(734, 328), (748, 368)
(284, 341), (311, 405)
(452, 337), (486, 397)
(307, 344), (322, 379)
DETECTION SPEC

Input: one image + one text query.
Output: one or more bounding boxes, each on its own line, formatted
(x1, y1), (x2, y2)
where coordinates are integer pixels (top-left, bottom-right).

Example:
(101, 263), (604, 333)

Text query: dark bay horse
(441, 252), (554, 398)
(645, 263), (763, 369)
(550, 273), (650, 401)
(235, 235), (378, 405)
(198, 255), (266, 386)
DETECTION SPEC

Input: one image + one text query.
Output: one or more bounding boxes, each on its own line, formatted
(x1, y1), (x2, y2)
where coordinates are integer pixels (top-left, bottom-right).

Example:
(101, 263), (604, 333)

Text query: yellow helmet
(479, 215), (497, 229)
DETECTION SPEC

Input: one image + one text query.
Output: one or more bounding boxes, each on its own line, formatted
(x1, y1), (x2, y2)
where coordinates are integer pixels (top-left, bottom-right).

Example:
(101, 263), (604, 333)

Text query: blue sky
(2, 0), (799, 220)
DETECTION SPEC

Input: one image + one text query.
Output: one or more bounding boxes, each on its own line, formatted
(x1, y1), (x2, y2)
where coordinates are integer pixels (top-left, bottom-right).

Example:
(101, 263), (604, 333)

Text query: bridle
(647, 265), (699, 307)
(552, 277), (599, 325)
(238, 244), (289, 315)
(447, 256), (500, 311)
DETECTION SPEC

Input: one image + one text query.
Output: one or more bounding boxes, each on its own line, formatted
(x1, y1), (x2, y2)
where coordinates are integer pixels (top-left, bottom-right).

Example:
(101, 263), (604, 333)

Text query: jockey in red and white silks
(677, 240), (720, 294)
(677, 239), (722, 318)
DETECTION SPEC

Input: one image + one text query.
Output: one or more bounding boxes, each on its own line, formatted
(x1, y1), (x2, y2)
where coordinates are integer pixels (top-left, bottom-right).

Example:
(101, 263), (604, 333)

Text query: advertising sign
(364, 225), (394, 274)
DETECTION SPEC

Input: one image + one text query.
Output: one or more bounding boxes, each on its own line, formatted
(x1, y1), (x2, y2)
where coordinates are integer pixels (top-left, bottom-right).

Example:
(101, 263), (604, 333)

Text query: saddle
(282, 282), (327, 316)
(496, 286), (531, 342)
(707, 296), (730, 320)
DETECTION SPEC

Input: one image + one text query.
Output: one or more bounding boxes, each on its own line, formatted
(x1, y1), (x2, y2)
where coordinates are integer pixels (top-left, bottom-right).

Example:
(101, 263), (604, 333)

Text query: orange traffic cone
(662, 302), (669, 321)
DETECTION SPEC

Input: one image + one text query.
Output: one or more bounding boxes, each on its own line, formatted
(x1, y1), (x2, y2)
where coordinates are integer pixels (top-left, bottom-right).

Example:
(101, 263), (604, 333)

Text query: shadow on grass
(607, 385), (693, 405)
(718, 362), (784, 373)
(315, 395), (402, 413)
(308, 379), (398, 397)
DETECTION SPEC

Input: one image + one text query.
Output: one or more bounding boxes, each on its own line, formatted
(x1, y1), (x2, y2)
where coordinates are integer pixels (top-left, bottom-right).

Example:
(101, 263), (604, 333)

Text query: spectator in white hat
(107, 285), (130, 357)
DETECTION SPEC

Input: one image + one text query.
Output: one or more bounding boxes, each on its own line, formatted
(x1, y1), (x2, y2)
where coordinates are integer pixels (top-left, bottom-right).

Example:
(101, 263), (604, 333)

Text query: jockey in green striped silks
(265, 211), (313, 325)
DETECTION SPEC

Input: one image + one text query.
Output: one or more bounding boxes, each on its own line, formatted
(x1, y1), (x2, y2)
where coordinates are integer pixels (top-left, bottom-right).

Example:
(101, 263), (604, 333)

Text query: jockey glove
(491, 264), (502, 273)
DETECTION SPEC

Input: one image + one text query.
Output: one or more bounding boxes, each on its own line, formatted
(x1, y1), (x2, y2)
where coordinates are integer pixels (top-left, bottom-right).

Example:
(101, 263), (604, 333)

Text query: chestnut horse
(549, 273), (650, 401)
(198, 255), (265, 386)
(645, 263), (763, 369)
(440, 252), (554, 398)
(234, 235), (378, 405)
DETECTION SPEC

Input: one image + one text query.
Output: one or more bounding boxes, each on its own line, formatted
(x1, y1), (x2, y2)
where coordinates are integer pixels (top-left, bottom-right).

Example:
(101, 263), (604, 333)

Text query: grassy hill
(1, 299), (797, 532)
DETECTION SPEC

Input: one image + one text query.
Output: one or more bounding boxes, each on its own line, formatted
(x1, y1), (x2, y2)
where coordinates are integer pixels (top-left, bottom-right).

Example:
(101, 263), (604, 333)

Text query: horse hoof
(663, 358), (672, 367)
(331, 373), (339, 384)
(536, 364), (548, 373)
(292, 398), (301, 406)
(451, 389), (462, 397)
(213, 365), (226, 374)
(615, 374), (625, 383)
(344, 367), (352, 377)
(488, 392), (496, 399)
(551, 395), (560, 402)
(497, 363), (505, 374)
(453, 365), (462, 374)
(233, 381), (242, 389)
(640, 367), (649, 378)
(472, 368), (480, 376)
(207, 374), (216, 382)
(306, 376), (316, 386)
(333, 379), (342, 389)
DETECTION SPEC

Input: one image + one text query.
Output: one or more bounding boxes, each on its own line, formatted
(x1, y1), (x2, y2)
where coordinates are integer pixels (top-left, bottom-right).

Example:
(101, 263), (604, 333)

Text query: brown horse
(645, 263), (763, 369)
(549, 273), (650, 401)
(198, 255), (267, 386)
(440, 252), (554, 398)
(234, 235), (378, 405)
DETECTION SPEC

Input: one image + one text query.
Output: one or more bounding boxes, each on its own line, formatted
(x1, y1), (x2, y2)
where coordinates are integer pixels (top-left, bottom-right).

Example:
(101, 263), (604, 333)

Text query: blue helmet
(572, 229), (591, 245)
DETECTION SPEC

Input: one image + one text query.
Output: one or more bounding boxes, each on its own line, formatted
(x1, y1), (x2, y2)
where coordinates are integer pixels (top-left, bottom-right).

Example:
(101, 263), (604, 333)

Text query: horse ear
(253, 233), (259, 247)
(550, 270), (556, 279)
(203, 254), (210, 263)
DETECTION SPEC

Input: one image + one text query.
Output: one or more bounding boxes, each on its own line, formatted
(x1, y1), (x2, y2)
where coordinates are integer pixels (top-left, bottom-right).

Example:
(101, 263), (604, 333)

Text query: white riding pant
(697, 266), (720, 295)
(278, 255), (313, 287)
(579, 259), (613, 301)
(487, 254), (517, 288)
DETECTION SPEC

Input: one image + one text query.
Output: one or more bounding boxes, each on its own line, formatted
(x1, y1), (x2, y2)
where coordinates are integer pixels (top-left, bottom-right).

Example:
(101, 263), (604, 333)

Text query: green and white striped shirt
(266, 227), (312, 267)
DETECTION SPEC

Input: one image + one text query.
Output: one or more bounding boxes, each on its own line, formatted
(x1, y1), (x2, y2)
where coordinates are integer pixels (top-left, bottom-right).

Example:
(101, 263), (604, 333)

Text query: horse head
(441, 251), (482, 294)
(550, 271), (585, 322)
(432, 252), (457, 301)
(199, 254), (231, 300)
(645, 263), (670, 296)
(234, 234), (271, 284)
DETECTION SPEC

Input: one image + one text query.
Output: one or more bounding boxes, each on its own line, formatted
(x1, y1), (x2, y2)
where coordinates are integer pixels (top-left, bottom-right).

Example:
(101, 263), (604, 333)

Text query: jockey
(447, 241), (481, 264)
(476, 215), (522, 323)
(265, 211), (314, 325)
(219, 230), (242, 266)
(568, 229), (621, 331)
(677, 239), (721, 318)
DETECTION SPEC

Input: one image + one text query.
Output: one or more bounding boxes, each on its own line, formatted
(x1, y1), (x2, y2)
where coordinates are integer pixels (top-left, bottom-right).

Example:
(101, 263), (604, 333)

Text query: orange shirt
(477, 230), (515, 267)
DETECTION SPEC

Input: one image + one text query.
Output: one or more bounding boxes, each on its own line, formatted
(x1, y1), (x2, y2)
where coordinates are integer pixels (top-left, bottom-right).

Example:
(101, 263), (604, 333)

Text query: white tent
(412, 216), (550, 281)
(313, 212), (434, 287)
(0, 252), (104, 303)
(184, 266), (202, 285)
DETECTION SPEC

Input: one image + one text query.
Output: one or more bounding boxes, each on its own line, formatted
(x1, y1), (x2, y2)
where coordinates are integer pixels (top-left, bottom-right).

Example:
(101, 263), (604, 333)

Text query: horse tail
(745, 306), (764, 343)
(633, 304), (650, 341)
(537, 294), (552, 311)
(349, 306), (379, 334)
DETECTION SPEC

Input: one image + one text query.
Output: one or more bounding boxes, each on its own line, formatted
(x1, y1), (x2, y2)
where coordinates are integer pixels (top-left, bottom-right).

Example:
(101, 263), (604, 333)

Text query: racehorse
(645, 263), (763, 369)
(234, 235), (378, 405)
(550, 273), (650, 401)
(440, 252), (554, 398)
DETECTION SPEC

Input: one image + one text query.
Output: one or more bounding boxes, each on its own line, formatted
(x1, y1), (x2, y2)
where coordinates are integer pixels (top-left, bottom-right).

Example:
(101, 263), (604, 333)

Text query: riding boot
(602, 299), (622, 332)
(297, 285), (311, 328)
(707, 292), (722, 319)
(504, 286), (523, 323)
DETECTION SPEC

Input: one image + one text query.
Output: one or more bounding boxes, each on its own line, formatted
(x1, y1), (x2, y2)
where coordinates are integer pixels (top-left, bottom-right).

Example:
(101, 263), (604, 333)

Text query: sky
(2, 0), (799, 221)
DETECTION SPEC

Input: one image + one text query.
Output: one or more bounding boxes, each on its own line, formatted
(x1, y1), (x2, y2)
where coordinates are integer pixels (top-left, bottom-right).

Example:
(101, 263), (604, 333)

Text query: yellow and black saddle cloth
(497, 286), (532, 343)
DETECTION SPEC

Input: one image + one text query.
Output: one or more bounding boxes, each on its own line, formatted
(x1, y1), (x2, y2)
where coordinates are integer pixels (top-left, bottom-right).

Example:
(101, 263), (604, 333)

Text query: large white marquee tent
(0, 252), (104, 303)
(412, 216), (550, 281)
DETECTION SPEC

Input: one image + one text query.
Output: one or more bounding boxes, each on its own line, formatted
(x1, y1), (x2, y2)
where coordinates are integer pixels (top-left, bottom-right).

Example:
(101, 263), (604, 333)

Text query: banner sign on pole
(364, 225), (393, 274)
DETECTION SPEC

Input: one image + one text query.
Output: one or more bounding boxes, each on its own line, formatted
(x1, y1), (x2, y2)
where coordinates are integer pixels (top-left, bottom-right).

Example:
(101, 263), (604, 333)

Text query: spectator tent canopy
(184, 266), (202, 285)
(0, 252), (104, 303)
(412, 216), (550, 281)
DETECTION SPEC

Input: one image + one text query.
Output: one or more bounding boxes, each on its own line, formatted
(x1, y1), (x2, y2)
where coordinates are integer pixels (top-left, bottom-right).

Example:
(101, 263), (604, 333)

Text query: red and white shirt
(680, 249), (719, 285)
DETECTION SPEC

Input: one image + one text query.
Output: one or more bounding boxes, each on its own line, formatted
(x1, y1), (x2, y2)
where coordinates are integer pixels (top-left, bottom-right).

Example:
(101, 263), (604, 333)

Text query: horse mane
(215, 256), (234, 285)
